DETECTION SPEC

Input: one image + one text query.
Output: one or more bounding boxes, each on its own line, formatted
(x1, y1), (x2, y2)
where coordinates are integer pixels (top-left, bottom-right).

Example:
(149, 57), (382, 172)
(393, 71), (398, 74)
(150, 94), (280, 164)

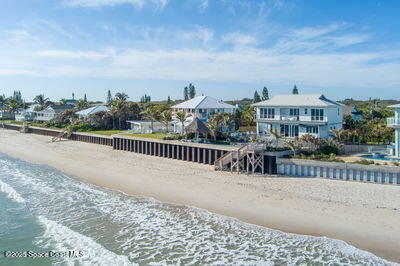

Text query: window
(259, 108), (275, 119)
(289, 108), (299, 117)
(311, 109), (324, 121)
(305, 109), (308, 114)
(280, 124), (299, 137)
(306, 126), (319, 134)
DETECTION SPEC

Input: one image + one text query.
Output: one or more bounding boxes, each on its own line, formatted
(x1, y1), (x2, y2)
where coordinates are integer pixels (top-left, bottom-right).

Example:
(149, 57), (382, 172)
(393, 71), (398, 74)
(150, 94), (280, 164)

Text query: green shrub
(320, 143), (339, 155)
(163, 135), (183, 140)
(352, 159), (375, 165)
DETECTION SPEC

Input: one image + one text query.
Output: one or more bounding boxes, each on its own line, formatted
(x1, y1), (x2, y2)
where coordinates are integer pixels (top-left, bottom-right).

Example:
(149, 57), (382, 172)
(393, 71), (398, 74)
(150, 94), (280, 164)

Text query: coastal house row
(128, 96), (237, 134)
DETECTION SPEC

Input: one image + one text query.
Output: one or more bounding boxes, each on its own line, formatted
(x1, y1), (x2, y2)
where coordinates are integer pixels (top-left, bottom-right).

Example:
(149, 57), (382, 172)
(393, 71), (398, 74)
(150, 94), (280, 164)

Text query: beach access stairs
(214, 143), (267, 174)
(51, 128), (69, 142)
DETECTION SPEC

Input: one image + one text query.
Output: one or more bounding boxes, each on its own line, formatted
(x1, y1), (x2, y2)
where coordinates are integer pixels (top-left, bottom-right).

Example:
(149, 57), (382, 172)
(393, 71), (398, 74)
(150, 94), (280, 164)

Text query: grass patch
(122, 133), (167, 139)
(87, 130), (122, 136)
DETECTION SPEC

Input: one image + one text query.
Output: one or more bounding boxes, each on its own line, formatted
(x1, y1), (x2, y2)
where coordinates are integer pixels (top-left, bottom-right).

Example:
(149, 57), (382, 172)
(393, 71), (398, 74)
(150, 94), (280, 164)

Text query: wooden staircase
(51, 128), (69, 142)
(214, 143), (267, 174)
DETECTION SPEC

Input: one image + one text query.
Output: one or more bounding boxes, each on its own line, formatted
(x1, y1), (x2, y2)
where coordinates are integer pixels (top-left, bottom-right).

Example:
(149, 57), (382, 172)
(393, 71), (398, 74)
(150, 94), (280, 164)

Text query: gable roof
(76, 105), (109, 116)
(253, 94), (342, 107)
(40, 104), (74, 113)
(172, 96), (236, 109)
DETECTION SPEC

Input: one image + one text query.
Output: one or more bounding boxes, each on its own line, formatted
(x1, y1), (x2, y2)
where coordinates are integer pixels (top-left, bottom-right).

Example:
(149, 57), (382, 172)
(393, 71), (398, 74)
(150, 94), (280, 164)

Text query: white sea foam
(0, 179), (25, 203)
(36, 216), (133, 266)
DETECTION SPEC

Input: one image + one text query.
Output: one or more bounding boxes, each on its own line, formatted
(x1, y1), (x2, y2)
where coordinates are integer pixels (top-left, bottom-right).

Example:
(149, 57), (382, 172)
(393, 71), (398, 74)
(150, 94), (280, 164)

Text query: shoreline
(1, 129), (400, 263)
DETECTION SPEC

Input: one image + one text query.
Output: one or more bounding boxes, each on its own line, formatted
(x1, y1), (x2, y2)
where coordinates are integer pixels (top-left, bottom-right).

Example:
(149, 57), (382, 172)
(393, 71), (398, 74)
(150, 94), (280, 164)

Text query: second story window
(311, 109), (324, 121)
(289, 108), (299, 117)
(304, 109), (308, 114)
(260, 108), (275, 119)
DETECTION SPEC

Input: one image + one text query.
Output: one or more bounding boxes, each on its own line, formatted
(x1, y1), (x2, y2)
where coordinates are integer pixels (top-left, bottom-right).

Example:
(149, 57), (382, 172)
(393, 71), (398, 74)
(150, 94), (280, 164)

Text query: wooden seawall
(1, 123), (278, 173)
(113, 135), (233, 165)
(2, 124), (113, 146)
(112, 135), (278, 173)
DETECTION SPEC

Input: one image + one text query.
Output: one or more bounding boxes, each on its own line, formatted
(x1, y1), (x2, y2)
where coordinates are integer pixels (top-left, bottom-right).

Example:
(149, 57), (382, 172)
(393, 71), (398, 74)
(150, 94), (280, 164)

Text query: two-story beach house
(253, 94), (343, 140)
(35, 105), (75, 122)
(171, 96), (237, 133)
(387, 104), (400, 158)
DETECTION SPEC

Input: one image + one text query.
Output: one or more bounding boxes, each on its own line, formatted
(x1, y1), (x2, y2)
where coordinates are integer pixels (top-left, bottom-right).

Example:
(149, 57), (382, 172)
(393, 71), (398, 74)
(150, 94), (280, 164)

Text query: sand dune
(1, 129), (399, 263)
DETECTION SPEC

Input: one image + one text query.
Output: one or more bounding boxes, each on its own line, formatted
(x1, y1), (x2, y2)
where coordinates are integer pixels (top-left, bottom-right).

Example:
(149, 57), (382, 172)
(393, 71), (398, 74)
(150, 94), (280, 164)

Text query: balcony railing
(257, 116), (327, 122)
(281, 116), (299, 121)
(387, 117), (400, 126)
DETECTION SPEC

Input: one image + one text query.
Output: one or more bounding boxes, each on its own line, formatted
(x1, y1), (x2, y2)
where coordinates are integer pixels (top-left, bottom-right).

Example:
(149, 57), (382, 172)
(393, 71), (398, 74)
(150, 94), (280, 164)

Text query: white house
(128, 120), (174, 134)
(35, 105), (75, 122)
(171, 95), (237, 133)
(15, 104), (39, 122)
(387, 104), (400, 158)
(76, 104), (109, 119)
(253, 94), (343, 140)
(0, 106), (14, 119)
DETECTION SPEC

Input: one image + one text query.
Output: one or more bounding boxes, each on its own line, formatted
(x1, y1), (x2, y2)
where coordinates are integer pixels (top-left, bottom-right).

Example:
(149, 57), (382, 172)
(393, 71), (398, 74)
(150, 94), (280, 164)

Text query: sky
(0, 0), (399, 102)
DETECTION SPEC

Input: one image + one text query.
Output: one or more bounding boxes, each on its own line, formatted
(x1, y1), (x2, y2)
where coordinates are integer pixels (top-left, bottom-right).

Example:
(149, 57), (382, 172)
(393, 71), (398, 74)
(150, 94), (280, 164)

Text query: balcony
(387, 117), (400, 127)
(281, 116), (299, 121)
(257, 115), (328, 123)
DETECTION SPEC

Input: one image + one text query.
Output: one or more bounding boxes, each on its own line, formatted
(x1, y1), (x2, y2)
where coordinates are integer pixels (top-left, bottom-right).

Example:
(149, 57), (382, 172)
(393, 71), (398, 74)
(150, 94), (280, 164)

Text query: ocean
(0, 152), (395, 265)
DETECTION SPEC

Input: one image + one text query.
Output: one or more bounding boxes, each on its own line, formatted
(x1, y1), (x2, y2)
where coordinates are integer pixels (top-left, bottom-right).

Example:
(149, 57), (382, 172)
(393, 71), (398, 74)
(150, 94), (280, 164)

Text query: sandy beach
(1, 129), (399, 263)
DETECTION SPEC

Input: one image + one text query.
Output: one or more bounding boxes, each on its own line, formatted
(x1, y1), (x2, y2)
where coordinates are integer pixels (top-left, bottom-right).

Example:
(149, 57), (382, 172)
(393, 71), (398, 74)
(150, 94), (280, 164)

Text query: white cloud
(33, 50), (110, 60)
(222, 32), (257, 47)
(196, 0), (208, 12)
(0, 20), (397, 92)
(2, 46), (397, 91)
(64, 0), (169, 9)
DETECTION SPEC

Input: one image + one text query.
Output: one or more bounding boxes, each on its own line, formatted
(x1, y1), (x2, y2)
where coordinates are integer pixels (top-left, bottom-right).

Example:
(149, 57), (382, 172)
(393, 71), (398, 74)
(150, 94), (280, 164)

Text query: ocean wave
(0, 179), (25, 203)
(0, 153), (396, 265)
(36, 216), (133, 266)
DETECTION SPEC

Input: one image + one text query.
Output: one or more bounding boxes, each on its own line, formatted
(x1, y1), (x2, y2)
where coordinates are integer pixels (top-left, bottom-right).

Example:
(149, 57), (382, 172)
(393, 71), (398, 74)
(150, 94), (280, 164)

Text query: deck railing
(387, 117), (400, 126)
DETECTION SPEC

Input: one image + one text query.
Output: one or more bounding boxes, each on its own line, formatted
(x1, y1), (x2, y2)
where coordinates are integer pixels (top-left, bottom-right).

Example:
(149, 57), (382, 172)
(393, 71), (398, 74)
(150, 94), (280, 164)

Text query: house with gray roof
(76, 104), (109, 119)
(253, 94), (343, 140)
(172, 95), (236, 119)
(35, 105), (75, 122)
(171, 95), (237, 133)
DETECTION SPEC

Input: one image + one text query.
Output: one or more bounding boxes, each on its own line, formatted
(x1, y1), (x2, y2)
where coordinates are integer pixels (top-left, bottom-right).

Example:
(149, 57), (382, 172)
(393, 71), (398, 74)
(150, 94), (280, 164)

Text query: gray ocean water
(0, 152), (395, 265)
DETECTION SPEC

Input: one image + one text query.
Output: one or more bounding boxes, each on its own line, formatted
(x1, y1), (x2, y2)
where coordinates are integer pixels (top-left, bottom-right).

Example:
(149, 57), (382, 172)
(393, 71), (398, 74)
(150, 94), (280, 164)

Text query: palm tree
(160, 110), (172, 133)
(109, 101), (125, 129)
(220, 113), (234, 132)
(207, 114), (220, 141)
(33, 94), (50, 110)
(175, 111), (190, 135)
(115, 92), (129, 102)
(329, 129), (345, 143)
(5, 98), (22, 114)
(141, 106), (160, 133)
(0, 95), (5, 106)
(33, 94), (49, 105)
(75, 99), (89, 111)
(59, 98), (67, 105)
(286, 139), (300, 157)
(270, 128), (281, 147)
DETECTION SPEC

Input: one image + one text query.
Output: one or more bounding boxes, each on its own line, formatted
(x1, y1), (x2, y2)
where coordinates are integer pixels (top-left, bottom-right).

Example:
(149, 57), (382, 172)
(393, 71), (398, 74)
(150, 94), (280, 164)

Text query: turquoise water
(362, 155), (400, 162)
(0, 152), (396, 265)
